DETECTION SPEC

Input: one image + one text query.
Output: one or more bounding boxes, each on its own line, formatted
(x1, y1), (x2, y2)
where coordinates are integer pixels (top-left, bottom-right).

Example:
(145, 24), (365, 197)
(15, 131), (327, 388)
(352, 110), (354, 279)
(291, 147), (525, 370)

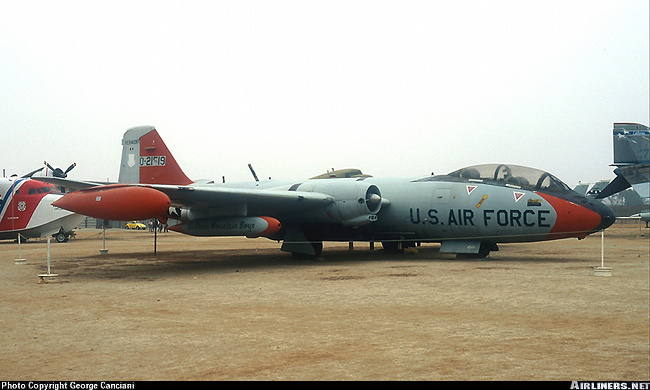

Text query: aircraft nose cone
(593, 201), (616, 231)
(538, 193), (616, 239)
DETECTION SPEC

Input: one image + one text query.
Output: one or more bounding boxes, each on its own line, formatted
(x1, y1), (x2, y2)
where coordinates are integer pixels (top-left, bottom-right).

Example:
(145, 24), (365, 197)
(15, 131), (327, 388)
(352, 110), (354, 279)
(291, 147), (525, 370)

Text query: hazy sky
(2, 0), (648, 187)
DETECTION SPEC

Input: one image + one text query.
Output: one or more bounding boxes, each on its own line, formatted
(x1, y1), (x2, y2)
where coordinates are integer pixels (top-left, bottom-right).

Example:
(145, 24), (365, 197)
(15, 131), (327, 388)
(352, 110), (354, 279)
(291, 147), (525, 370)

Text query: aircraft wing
(39, 176), (336, 212)
(51, 182), (337, 222)
(36, 177), (114, 191)
(151, 184), (335, 215)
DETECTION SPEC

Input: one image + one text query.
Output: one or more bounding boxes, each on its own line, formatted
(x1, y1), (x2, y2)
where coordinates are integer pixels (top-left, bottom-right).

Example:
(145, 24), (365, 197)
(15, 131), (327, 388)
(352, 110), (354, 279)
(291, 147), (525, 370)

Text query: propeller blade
(44, 161), (76, 178)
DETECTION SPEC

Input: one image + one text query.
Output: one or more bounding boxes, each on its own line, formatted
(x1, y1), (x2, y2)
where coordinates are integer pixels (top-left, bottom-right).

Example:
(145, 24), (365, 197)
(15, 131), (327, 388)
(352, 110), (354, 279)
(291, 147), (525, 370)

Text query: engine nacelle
(167, 206), (192, 222)
(293, 180), (383, 226)
(167, 203), (249, 222)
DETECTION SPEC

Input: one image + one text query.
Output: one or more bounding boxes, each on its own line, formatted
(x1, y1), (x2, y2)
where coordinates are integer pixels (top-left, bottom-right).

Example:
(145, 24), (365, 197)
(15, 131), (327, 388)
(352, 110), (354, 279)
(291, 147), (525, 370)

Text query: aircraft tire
(312, 242), (323, 257)
(382, 240), (418, 252)
(289, 241), (323, 259)
(381, 241), (400, 252)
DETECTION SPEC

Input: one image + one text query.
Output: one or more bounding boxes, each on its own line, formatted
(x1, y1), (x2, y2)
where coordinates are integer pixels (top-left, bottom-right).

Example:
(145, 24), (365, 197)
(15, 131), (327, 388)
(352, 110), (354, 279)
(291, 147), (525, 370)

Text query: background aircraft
(597, 123), (650, 199)
(20, 161), (77, 180)
(618, 211), (650, 228)
(0, 176), (85, 242)
(631, 211), (650, 228)
(310, 168), (372, 180)
(40, 161), (77, 179)
(47, 126), (616, 257)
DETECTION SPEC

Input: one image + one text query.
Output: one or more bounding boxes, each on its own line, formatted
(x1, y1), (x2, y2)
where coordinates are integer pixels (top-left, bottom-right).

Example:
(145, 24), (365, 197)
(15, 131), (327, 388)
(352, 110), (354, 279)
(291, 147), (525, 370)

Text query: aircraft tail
(118, 126), (193, 185)
(613, 123), (650, 166)
(596, 123), (650, 199)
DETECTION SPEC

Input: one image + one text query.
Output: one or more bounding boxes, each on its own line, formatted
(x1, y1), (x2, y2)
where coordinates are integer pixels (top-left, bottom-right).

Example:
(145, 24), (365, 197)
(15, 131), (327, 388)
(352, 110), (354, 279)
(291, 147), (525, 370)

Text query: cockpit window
(535, 172), (572, 192)
(422, 164), (572, 193)
(44, 186), (60, 194)
(27, 185), (61, 195)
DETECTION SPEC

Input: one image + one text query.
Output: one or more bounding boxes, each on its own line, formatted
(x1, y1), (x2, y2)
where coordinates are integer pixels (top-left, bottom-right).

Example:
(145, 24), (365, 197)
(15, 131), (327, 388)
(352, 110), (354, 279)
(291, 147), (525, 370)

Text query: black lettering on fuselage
(447, 209), (475, 226)
(484, 209), (495, 226)
(409, 208), (552, 228)
(428, 209), (439, 225)
(538, 209), (551, 227)
(482, 209), (552, 228)
(448, 209), (458, 225)
(463, 209), (475, 226)
(523, 209), (535, 227)
(497, 210), (508, 226)
(510, 209), (522, 226)
(410, 208), (421, 224)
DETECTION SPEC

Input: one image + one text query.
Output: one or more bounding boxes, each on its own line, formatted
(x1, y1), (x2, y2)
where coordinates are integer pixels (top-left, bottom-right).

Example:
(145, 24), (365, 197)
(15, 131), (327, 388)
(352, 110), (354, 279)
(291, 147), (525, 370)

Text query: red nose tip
(52, 185), (170, 221)
(538, 193), (603, 240)
(259, 216), (282, 236)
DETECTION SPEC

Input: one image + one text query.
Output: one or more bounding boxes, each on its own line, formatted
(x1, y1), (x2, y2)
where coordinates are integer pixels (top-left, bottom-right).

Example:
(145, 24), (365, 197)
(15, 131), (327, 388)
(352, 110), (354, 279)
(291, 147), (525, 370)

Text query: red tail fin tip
(119, 126), (192, 185)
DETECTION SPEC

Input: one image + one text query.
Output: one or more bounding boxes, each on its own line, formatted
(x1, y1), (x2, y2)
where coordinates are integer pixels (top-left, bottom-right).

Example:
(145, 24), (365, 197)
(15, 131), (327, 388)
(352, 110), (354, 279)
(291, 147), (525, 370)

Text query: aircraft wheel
(312, 242), (323, 257)
(55, 232), (68, 243)
(381, 241), (401, 252)
(289, 242), (323, 259)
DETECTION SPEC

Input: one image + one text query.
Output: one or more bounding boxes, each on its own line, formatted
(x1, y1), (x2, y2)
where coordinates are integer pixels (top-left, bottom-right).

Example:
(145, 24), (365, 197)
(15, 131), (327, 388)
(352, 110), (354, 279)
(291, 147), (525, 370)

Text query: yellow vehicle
(125, 221), (147, 230)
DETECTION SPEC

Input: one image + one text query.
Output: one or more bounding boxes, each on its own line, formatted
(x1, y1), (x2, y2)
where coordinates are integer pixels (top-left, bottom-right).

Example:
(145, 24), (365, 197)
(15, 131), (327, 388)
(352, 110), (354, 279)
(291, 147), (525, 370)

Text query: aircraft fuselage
(259, 176), (611, 245)
(196, 163), (615, 256)
(0, 178), (84, 240)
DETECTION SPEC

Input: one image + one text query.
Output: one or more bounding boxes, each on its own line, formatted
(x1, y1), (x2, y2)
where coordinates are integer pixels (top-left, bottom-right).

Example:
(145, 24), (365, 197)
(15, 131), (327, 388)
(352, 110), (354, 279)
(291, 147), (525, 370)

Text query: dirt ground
(1, 222), (648, 381)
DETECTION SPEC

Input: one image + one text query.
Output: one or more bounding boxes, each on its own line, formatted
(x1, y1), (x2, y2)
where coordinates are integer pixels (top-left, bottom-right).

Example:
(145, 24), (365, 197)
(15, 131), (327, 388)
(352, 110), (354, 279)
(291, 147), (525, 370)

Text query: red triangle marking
(513, 192), (525, 202)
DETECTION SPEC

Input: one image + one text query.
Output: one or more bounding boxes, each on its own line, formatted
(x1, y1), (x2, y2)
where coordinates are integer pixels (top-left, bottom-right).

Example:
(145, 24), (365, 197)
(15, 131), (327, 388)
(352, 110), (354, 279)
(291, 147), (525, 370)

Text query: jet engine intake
(294, 180), (383, 226)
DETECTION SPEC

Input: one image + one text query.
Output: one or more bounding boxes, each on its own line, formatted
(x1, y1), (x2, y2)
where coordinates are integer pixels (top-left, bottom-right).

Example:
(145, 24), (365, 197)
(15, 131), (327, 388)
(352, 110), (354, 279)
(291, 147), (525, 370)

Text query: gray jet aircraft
(48, 126), (616, 258)
(597, 123), (650, 199)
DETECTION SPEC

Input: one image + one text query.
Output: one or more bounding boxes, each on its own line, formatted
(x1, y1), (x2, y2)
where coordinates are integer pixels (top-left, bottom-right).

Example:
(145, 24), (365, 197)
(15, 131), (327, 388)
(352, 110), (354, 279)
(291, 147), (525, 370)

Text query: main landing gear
(52, 228), (74, 243)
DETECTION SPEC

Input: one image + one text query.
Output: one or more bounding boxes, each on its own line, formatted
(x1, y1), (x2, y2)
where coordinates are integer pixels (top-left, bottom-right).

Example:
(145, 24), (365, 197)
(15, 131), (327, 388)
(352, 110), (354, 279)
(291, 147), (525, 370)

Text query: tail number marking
(140, 156), (166, 167)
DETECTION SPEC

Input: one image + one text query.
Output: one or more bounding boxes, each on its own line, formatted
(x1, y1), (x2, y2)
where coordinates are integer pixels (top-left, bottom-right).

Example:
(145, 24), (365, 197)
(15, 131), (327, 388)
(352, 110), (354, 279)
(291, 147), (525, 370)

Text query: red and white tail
(118, 126), (192, 185)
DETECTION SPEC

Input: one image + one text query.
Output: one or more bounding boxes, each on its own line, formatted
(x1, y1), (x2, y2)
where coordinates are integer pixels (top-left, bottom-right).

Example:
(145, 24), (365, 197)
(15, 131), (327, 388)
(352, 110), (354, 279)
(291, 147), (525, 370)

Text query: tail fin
(118, 126), (193, 185)
(613, 123), (650, 166)
(596, 123), (649, 199)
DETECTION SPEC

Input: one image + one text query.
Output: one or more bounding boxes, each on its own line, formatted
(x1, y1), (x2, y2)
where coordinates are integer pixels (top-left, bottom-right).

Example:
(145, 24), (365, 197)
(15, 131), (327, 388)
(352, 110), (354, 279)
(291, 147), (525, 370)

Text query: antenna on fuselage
(248, 163), (259, 182)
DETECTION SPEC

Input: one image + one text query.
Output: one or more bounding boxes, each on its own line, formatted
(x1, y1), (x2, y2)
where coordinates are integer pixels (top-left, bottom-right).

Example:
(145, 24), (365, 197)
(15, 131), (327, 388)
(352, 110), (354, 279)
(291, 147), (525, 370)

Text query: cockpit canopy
(439, 164), (573, 193)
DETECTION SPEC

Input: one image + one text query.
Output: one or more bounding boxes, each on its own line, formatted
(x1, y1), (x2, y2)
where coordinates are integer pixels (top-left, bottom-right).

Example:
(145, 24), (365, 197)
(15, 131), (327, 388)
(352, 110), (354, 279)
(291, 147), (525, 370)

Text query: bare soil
(1, 222), (648, 381)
